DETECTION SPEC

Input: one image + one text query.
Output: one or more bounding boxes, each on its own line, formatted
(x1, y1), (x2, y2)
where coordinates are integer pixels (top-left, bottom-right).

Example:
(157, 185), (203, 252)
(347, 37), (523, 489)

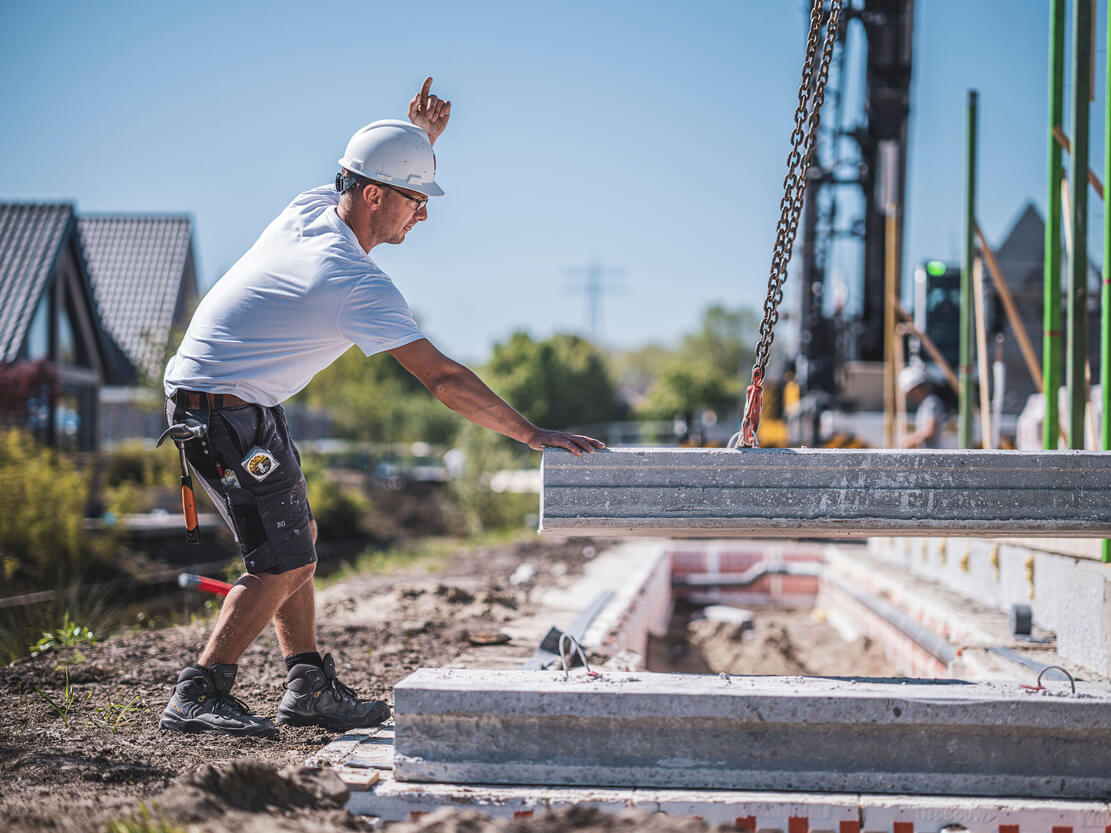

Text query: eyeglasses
(374, 181), (428, 213)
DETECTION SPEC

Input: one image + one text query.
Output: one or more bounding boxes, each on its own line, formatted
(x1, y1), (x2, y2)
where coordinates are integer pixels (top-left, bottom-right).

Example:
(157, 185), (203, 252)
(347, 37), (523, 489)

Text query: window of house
(55, 389), (81, 452)
(57, 293), (90, 367)
(24, 291), (50, 360)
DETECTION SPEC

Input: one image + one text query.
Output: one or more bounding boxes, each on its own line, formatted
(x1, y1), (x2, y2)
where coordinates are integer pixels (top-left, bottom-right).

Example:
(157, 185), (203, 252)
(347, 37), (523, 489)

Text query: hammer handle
(181, 475), (200, 544)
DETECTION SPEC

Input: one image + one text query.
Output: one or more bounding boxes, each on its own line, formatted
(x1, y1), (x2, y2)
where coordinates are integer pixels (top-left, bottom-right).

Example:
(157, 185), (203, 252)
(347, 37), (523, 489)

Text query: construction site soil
(0, 538), (895, 833)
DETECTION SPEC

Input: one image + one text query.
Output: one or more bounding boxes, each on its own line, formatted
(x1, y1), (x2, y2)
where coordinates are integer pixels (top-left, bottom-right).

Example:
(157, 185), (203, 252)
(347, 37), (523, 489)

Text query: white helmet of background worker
(897, 364), (928, 396)
(337, 119), (444, 198)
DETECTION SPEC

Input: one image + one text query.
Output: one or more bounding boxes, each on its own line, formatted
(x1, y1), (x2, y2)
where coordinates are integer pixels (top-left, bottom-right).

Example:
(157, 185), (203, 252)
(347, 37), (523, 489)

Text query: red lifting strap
(740, 366), (764, 448)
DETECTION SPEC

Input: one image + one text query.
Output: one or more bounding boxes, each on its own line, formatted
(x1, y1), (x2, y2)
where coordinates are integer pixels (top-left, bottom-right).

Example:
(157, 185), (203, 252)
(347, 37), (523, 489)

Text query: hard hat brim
(337, 160), (445, 198)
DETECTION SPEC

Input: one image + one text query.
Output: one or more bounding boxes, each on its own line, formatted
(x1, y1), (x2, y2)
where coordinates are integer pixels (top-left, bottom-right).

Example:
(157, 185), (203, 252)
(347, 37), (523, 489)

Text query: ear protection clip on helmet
(335, 171), (361, 193)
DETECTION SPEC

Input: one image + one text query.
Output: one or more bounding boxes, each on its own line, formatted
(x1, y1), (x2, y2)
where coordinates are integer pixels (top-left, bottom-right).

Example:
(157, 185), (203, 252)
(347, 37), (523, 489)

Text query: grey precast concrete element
(540, 447), (1111, 538)
(392, 669), (1111, 800)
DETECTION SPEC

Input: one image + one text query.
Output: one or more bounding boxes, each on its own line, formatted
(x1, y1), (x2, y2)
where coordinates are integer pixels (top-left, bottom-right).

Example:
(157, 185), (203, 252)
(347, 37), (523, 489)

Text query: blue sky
(1, 1), (1105, 362)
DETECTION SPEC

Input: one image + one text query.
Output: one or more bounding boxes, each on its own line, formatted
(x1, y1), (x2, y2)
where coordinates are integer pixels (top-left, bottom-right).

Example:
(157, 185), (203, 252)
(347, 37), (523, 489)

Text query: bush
(449, 422), (538, 534)
(302, 461), (371, 541)
(484, 331), (624, 430)
(102, 441), (178, 490)
(0, 429), (89, 586)
(96, 441), (181, 517)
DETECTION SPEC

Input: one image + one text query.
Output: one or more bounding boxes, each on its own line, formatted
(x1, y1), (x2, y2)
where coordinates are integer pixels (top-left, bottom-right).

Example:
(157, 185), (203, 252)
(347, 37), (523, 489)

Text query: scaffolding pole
(1044, 0), (1065, 449)
(1068, 0), (1092, 449)
(1104, 0), (1111, 561)
(961, 90), (977, 449)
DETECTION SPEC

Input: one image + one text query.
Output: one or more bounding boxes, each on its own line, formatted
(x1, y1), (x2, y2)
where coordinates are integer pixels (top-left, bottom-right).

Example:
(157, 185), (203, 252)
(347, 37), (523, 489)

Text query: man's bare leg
(198, 562), (316, 666)
(274, 573), (318, 657)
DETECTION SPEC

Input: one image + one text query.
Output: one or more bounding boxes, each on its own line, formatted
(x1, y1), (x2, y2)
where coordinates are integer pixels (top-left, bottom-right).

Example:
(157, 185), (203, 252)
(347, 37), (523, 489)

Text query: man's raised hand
(409, 77), (451, 145)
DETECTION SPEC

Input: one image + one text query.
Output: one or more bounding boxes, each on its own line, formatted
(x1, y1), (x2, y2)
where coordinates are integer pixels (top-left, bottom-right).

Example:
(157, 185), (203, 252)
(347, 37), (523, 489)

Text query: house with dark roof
(988, 201), (1101, 414)
(78, 216), (198, 444)
(78, 216), (197, 385)
(0, 204), (112, 450)
(0, 204), (198, 449)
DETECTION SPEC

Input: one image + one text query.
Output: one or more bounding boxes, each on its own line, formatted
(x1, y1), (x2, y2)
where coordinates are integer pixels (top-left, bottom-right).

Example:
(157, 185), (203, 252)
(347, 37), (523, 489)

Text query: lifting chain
(734, 0), (843, 449)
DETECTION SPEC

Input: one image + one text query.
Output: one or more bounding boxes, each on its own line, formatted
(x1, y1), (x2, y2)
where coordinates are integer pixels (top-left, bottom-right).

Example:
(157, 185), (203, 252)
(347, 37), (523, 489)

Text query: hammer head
(157, 419), (208, 447)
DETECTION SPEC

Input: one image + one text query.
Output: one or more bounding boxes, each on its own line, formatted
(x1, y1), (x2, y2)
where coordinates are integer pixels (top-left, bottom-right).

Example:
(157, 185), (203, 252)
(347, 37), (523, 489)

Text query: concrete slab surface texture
(539, 447), (1111, 537)
(393, 669), (1111, 800)
(352, 772), (1111, 830)
(316, 726), (1111, 829)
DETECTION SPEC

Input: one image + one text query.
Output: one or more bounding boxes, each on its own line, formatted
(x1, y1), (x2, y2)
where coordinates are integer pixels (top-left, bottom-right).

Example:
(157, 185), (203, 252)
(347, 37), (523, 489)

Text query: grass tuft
(103, 805), (186, 833)
(28, 609), (96, 657)
(33, 664), (76, 725)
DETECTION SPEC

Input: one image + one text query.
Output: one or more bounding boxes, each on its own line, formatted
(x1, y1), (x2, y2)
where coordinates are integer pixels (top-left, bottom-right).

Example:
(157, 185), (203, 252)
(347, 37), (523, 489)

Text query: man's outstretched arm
(388, 339), (604, 455)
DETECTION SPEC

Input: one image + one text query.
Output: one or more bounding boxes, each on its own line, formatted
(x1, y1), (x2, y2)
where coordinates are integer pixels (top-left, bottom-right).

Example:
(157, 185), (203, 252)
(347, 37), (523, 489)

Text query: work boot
(160, 664), (278, 738)
(275, 653), (390, 731)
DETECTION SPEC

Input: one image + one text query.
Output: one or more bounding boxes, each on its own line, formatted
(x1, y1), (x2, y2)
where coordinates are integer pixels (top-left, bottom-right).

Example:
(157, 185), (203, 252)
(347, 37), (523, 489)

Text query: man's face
(374, 182), (428, 245)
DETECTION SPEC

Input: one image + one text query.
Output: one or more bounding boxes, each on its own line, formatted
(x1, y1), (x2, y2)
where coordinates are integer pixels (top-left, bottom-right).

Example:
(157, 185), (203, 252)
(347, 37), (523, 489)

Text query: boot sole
(160, 714), (278, 738)
(274, 707), (390, 732)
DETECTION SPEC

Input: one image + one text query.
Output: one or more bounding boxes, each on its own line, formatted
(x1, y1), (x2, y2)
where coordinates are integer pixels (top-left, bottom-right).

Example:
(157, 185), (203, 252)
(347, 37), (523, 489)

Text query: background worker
(899, 364), (947, 449)
(159, 78), (603, 738)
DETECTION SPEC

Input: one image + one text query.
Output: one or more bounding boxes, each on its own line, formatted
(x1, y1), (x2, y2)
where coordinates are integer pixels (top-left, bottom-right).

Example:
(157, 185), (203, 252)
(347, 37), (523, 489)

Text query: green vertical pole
(960, 90), (977, 449)
(1068, 0), (1092, 449)
(1044, 0), (1065, 449)
(1103, 0), (1111, 563)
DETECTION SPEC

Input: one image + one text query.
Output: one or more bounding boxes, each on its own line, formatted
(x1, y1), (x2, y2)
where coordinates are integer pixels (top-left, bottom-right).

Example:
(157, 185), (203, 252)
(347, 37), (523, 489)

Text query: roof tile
(78, 216), (194, 380)
(0, 203), (74, 362)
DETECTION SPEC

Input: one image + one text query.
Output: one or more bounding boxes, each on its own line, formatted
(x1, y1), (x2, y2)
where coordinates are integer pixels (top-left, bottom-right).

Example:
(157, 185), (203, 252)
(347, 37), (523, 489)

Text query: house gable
(0, 204), (73, 363)
(78, 216), (198, 385)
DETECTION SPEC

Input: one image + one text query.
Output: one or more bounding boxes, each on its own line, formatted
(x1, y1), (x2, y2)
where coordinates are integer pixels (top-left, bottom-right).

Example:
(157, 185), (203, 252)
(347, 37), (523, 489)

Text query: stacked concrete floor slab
(314, 538), (1111, 829)
(393, 669), (1111, 799)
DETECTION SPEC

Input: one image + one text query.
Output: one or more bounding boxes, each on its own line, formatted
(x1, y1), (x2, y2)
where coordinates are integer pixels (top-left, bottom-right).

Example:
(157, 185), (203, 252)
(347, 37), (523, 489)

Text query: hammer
(157, 420), (207, 544)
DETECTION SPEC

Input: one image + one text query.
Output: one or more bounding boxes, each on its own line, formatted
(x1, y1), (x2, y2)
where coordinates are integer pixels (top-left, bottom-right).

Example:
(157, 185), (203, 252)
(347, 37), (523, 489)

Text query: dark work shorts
(166, 397), (316, 575)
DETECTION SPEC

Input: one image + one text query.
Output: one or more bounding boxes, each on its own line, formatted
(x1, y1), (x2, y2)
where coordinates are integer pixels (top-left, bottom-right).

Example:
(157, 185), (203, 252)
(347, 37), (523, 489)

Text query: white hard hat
(338, 119), (444, 198)
(898, 364), (928, 395)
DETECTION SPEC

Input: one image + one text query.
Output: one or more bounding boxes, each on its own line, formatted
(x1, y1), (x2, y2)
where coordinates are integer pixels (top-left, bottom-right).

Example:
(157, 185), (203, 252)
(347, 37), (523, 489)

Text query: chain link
(734, 0), (841, 449)
(752, 0), (842, 376)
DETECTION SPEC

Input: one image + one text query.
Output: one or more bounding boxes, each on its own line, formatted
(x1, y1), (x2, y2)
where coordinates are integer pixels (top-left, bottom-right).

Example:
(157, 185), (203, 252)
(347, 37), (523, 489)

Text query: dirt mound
(125, 760), (366, 833)
(689, 618), (808, 675)
(0, 535), (603, 833)
(651, 606), (899, 678)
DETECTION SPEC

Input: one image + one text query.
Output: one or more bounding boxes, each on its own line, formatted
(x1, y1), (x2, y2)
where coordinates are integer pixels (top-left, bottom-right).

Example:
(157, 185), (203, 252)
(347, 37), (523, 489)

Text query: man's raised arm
(388, 338), (604, 456)
(409, 77), (451, 146)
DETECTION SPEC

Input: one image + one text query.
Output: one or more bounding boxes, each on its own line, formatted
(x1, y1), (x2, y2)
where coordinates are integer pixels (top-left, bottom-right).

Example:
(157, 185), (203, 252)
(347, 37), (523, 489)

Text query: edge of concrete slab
(343, 764), (1111, 830)
(539, 447), (1111, 538)
(392, 669), (1111, 799)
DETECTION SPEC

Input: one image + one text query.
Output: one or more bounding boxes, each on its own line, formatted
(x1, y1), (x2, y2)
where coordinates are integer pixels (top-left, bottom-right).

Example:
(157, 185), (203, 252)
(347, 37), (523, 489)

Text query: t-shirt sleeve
(917, 395), (945, 426)
(338, 275), (425, 356)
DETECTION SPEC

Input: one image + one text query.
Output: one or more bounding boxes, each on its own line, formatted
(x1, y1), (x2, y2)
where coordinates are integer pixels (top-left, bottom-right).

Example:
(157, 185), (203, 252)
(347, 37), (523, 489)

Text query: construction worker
(159, 78), (604, 738)
(898, 364), (946, 449)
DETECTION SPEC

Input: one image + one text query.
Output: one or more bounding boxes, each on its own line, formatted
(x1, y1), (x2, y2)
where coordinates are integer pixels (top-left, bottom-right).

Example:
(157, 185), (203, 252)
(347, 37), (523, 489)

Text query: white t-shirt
(915, 393), (946, 448)
(164, 185), (424, 406)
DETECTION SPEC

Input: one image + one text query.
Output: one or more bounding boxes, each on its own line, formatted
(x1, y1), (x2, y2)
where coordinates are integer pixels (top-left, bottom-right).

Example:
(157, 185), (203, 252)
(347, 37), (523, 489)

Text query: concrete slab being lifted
(540, 447), (1111, 537)
(393, 669), (1111, 800)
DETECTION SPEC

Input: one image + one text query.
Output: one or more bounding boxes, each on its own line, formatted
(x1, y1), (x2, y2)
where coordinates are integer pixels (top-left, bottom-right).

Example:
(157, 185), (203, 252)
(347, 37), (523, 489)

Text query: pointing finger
(419, 76), (433, 110)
